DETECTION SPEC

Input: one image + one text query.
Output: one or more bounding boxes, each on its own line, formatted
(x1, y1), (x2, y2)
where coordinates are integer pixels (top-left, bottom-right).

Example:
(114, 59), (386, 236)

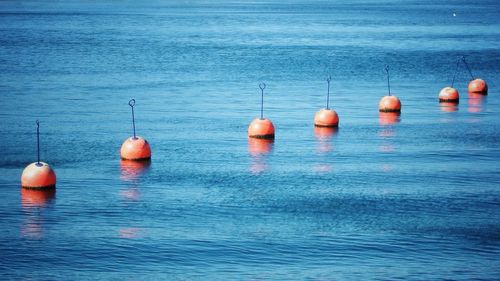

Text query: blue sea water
(1, 0), (500, 280)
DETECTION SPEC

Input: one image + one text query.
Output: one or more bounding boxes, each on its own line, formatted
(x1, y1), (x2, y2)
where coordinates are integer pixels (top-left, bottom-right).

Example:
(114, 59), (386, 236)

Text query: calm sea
(1, 1), (499, 280)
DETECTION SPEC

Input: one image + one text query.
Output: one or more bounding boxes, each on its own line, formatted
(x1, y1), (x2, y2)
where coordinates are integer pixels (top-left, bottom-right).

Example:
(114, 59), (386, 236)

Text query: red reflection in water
(468, 93), (486, 113)
(314, 126), (338, 153)
(20, 189), (55, 239)
(314, 163), (333, 173)
(379, 112), (400, 125)
(119, 227), (142, 239)
(440, 101), (459, 112)
(120, 159), (151, 181)
(119, 188), (140, 201)
(248, 138), (273, 156)
(21, 188), (55, 208)
(248, 138), (273, 174)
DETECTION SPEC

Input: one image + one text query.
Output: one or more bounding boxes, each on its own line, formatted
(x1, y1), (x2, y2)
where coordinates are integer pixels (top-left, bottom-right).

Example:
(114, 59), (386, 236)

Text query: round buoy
(121, 99), (152, 161)
(21, 120), (56, 190)
(468, 78), (488, 95)
(314, 108), (339, 127)
(379, 66), (401, 113)
(379, 95), (401, 113)
(21, 162), (56, 190)
(439, 87), (459, 102)
(248, 118), (275, 139)
(120, 136), (151, 160)
(248, 83), (275, 139)
(379, 112), (400, 125)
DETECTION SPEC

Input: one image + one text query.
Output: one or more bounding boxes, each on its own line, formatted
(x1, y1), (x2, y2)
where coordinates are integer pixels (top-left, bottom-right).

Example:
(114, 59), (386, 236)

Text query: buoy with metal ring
(379, 65), (402, 113)
(248, 83), (275, 139)
(439, 58), (460, 103)
(463, 56), (488, 95)
(21, 120), (56, 190)
(314, 76), (339, 128)
(120, 99), (151, 160)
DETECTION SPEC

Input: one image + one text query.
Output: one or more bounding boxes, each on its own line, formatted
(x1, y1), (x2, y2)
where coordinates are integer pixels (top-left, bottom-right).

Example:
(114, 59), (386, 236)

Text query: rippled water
(1, 1), (500, 280)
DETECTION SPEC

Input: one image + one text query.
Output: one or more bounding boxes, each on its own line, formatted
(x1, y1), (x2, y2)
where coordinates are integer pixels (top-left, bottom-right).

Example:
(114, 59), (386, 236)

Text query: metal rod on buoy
(36, 120), (41, 166)
(259, 83), (266, 120)
(385, 65), (391, 96)
(129, 99), (137, 139)
(462, 56), (474, 80)
(451, 58), (460, 88)
(326, 75), (331, 110)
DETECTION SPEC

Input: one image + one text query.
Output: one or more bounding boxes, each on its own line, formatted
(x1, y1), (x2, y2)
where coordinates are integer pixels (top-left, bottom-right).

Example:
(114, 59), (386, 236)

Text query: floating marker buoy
(468, 78), (488, 95)
(21, 121), (56, 190)
(439, 87), (459, 102)
(120, 99), (151, 160)
(314, 76), (339, 127)
(248, 83), (275, 139)
(462, 56), (488, 95)
(439, 58), (460, 103)
(379, 66), (402, 113)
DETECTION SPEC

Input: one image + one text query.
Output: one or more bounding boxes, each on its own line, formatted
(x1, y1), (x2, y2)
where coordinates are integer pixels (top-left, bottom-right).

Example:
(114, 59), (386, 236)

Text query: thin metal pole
(129, 99), (136, 139)
(451, 58), (460, 88)
(462, 56), (474, 80)
(259, 83), (266, 120)
(326, 76), (331, 109)
(385, 65), (391, 96)
(36, 120), (40, 165)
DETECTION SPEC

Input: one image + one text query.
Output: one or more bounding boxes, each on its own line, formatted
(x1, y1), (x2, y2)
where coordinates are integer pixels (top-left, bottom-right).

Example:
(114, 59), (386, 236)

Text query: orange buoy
(21, 120), (56, 190)
(248, 118), (275, 139)
(439, 87), (459, 102)
(314, 76), (339, 127)
(462, 56), (488, 95)
(121, 99), (151, 160)
(468, 78), (488, 95)
(21, 162), (56, 190)
(379, 112), (400, 125)
(379, 66), (401, 113)
(248, 83), (275, 139)
(314, 108), (339, 127)
(120, 137), (151, 160)
(379, 95), (401, 113)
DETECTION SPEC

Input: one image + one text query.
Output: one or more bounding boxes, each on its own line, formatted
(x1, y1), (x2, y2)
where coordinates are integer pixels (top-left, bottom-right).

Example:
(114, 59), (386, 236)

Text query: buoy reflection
(120, 159), (151, 182)
(440, 101), (459, 112)
(248, 138), (273, 174)
(21, 188), (55, 209)
(20, 189), (56, 239)
(314, 126), (338, 154)
(468, 93), (487, 113)
(379, 112), (400, 125)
